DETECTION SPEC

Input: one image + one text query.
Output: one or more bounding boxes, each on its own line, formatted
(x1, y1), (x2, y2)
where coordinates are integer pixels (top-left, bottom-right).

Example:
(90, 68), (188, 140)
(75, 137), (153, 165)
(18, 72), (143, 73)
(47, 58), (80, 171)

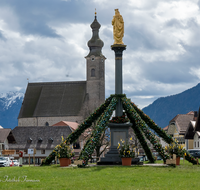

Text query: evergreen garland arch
(41, 94), (198, 167)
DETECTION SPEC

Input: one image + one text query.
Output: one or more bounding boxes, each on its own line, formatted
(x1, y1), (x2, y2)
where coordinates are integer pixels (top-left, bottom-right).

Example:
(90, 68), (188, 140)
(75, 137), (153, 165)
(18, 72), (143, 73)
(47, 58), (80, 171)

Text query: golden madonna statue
(112, 9), (124, 45)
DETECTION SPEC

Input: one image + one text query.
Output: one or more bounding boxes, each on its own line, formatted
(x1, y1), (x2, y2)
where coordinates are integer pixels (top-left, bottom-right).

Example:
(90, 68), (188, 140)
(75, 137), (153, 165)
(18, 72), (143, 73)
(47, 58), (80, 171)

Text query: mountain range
(0, 83), (200, 129)
(0, 92), (24, 129)
(142, 83), (200, 128)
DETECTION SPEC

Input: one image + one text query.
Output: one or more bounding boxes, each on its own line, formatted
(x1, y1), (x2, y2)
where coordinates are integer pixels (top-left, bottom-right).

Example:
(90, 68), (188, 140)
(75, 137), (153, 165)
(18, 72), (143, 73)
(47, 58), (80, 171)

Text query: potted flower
(117, 139), (135, 166)
(54, 136), (75, 167)
(165, 140), (184, 165)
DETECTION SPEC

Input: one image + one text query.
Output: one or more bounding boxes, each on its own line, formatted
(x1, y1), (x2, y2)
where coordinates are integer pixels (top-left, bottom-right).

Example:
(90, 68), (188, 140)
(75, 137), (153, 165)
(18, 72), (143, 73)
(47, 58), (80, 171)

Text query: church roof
(9, 126), (72, 150)
(18, 81), (87, 118)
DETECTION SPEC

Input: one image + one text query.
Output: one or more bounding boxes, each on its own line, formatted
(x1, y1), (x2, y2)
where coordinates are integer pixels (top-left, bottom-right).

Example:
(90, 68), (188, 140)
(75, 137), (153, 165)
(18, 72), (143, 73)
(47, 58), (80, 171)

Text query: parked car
(187, 149), (200, 158)
(156, 155), (163, 160)
(138, 155), (148, 161)
(10, 160), (14, 166)
(0, 157), (10, 167)
(13, 160), (19, 166)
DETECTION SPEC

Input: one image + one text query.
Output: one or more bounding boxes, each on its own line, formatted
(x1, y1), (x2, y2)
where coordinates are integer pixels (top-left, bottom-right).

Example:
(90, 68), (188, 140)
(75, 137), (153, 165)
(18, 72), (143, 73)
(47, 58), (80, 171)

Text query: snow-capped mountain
(0, 91), (24, 110)
(0, 91), (24, 129)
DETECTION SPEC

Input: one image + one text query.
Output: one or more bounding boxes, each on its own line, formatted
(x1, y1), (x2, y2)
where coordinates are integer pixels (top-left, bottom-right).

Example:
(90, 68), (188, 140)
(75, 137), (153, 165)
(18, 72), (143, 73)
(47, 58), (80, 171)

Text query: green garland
(184, 150), (198, 165)
(66, 96), (113, 144)
(141, 126), (169, 162)
(128, 99), (198, 164)
(122, 99), (155, 163)
(123, 97), (198, 164)
(122, 97), (169, 162)
(130, 101), (173, 144)
(78, 97), (118, 167)
(41, 95), (113, 166)
(41, 93), (198, 166)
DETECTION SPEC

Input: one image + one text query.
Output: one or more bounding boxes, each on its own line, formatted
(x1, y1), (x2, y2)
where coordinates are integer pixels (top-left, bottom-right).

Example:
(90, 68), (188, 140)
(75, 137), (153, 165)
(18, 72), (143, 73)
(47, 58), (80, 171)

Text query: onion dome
(86, 14), (104, 57)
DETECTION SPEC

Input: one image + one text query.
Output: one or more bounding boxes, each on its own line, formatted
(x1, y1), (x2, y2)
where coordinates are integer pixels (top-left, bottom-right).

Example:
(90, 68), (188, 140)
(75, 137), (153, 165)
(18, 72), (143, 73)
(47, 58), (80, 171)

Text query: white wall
(193, 133), (200, 149)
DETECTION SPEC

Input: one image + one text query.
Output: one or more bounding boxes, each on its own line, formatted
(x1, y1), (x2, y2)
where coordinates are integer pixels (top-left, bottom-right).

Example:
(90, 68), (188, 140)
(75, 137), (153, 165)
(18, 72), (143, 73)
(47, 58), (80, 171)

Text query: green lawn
(0, 161), (200, 190)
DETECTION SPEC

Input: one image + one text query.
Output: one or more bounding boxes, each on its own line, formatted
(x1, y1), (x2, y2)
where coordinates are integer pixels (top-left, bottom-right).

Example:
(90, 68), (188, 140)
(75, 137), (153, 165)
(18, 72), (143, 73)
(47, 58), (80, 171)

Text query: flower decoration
(117, 139), (135, 158)
(165, 140), (184, 157)
(54, 136), (75, 158)
(109, 113), (129, 123)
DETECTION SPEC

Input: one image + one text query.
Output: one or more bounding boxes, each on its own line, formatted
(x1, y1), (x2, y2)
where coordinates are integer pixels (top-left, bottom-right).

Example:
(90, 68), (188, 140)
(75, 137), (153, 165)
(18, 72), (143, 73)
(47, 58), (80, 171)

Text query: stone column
(97, 44), (130, 165)
(111, 44), (126, 116)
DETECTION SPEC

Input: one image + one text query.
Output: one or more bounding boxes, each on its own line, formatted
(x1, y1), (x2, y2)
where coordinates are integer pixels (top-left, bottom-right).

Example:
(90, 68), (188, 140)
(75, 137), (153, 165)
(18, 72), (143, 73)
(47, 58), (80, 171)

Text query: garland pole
(78, 97), (118, 167)
(41, 95), (113, 166)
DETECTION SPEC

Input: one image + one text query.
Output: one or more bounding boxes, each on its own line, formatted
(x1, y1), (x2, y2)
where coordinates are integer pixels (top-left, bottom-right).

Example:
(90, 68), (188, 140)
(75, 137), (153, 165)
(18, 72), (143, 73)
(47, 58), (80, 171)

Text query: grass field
(0, 160), (200, 190)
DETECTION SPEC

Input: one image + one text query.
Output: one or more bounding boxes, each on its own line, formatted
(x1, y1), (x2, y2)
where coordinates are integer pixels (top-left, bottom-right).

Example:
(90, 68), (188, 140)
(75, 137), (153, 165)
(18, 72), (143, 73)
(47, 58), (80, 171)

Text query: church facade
(18, 15), (105, 127)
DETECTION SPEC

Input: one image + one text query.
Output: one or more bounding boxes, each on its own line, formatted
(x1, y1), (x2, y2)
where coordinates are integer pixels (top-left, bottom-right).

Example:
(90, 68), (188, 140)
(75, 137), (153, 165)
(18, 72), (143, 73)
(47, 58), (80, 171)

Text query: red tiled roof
(52, 121), (79, 131)
(187, 111), (194, 115)
(163, 126), (168, 131)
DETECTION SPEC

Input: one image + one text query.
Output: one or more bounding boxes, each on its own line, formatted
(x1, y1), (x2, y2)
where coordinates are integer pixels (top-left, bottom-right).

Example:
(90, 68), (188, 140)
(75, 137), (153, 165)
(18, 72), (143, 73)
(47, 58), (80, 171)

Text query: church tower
(85, 13), (106, 112)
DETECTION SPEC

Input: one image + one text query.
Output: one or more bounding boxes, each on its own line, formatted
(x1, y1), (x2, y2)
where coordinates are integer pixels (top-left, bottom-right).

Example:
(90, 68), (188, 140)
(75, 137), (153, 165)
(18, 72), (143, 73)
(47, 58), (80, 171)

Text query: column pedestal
(97, 123), (132, 165)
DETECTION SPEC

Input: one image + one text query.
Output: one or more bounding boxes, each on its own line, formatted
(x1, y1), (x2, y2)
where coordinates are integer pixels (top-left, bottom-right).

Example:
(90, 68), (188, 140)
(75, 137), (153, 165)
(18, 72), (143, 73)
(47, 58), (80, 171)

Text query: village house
(166, 111), (197, 149)
(8, 122), (83, 164)
(0, 127), (16, 156)
(185, 108), (200, 149)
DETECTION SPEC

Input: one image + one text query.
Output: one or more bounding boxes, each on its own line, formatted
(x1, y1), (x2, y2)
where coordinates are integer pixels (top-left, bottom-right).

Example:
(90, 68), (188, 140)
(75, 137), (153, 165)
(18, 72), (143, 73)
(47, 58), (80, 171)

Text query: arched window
(91, 69), (95, 77)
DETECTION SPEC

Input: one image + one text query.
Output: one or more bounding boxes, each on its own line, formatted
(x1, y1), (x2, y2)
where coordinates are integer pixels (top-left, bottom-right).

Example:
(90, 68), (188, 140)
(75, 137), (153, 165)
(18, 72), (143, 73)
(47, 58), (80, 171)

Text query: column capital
(111, 44), (126, 57)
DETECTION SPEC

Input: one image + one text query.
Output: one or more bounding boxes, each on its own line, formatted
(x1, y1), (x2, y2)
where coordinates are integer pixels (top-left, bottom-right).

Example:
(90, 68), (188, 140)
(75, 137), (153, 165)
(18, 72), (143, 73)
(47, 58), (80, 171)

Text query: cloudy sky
(0, 0), (200, 108)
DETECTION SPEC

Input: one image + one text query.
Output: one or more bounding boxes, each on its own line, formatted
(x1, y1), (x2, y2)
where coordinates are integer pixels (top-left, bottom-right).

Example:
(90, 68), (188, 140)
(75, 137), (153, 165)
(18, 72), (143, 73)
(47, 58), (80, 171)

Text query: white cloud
(190, 67), (200, 79)
(0, 0), (200, 109)
(156, 1), (199, 21)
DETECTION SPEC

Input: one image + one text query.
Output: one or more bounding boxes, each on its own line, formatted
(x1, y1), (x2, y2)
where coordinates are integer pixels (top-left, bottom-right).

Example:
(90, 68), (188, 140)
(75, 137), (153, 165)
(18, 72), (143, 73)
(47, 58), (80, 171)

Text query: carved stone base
(98, 122), (132, 165)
